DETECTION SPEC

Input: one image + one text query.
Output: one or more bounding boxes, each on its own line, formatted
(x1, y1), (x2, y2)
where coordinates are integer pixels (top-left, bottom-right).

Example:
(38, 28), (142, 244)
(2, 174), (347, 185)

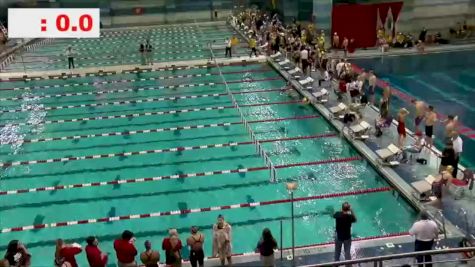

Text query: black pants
(225, 47), (232, 57)
(453, 156), (459, 177)
(249, 47), (258, 57)
(415, 239), (434, 267)
(68, 57), (75, 69)
(189, 249), (204, 267)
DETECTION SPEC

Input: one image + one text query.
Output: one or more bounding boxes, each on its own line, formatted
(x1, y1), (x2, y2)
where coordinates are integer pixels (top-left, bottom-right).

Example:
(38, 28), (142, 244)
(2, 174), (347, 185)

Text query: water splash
(0, 124), (25, 153)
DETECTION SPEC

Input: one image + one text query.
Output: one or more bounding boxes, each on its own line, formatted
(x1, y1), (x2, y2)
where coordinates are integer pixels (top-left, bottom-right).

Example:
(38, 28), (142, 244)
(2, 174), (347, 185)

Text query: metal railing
(207, 46), (277, 183)
(302, 247), (475, 267)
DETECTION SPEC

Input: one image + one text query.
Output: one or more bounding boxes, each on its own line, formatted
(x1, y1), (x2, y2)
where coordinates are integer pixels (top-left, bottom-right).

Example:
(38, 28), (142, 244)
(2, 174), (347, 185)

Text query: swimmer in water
(412, 99), (426, 132)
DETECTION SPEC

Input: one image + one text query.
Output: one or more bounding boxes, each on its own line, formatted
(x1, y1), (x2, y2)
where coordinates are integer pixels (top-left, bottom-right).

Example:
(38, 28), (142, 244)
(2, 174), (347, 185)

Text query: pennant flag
(385, 7), (395, 40)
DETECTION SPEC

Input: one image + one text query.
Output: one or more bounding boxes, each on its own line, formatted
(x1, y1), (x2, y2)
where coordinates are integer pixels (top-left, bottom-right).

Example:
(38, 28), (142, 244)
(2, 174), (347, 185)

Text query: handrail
(206, 41), (276, 183)
(302, 247), (475, 267)
(435, 210), (447, 240)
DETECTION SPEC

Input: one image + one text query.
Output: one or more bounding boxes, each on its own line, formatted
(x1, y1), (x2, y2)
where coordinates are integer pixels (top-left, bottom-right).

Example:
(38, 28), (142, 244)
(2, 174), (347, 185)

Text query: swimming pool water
(354, 49), (475, 169)
(4, 23), (247, 72)
(0, 58), (417, 265)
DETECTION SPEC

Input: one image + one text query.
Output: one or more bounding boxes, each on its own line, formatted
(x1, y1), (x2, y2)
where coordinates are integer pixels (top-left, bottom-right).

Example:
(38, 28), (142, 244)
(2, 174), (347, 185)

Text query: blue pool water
(354, 49), (475, 168)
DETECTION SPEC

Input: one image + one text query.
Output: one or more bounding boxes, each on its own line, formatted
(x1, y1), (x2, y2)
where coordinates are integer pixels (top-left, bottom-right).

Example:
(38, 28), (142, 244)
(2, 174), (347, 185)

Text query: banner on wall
(332, 1), (403, 49)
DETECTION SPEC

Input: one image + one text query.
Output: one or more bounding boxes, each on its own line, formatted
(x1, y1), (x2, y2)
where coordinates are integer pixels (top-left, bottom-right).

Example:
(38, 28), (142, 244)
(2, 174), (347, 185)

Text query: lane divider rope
(0, 156), (362, 196)
(0, 182), (385, 233)
(0, 134), (337, 168)
(23, 115), (321, 144)
(0, 77), (281, 102)
(5, 69), (268, 92)
(0, 88), (284, 114)
(0, 100), (300, 127)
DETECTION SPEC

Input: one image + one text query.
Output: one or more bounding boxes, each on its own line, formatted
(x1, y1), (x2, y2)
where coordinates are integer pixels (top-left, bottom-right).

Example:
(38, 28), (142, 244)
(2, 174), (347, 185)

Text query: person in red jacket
(114, 230), (138, 267)
(85, 236), (108, 267)
(54, 239), (82, 267)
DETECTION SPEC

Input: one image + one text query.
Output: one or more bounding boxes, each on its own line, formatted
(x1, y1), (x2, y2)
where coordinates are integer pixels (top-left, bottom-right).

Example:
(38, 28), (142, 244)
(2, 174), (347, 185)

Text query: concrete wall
(397, 0), (475, 33)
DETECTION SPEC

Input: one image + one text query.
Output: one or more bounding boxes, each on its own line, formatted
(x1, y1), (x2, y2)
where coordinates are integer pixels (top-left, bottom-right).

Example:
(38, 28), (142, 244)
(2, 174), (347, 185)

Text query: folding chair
(376, 144), (402, 166)
(349, 120), (371, 140)
(311, 88), (329, 103)
(329, 102), (347, 118)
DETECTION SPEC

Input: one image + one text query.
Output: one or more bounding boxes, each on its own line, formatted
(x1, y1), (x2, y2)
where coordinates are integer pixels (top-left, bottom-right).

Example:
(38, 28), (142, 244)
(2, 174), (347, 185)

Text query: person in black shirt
(419, 28), (427, 43)
(439, 141), (455, 173)
(333, 202), (356, 264)
(256, 228), (277, 267)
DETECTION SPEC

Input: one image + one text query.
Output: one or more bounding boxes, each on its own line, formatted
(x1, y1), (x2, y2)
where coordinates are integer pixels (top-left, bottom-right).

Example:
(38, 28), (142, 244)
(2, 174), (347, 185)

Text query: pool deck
(0, 54), (267, 81)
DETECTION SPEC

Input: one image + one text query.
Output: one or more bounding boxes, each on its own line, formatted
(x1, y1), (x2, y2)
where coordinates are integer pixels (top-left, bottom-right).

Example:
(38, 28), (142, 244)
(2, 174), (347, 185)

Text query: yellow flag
(272, 0), (277, 9)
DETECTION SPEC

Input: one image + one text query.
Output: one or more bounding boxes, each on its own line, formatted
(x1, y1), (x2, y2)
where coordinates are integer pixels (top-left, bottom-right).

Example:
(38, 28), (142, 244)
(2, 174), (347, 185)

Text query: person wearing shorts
(367, 70), (377, 104)
(187, 227), (204, 267)
(425, 106), (437, 147)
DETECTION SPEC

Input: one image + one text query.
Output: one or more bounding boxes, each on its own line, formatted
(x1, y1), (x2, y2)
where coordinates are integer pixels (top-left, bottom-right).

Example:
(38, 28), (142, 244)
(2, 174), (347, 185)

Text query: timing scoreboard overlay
(8, 8), (100, 38)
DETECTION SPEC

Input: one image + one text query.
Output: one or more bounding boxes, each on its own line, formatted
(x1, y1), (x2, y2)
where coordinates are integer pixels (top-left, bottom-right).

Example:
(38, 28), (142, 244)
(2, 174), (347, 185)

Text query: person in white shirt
(336, 59), (345, 78)
(409, 211), (439, 267)
(368, 70), (377, 104)
(452, 131), (463, 177)
(225, 38), (232, 58)
(65, 46), (75, 69)
(300, 47), (309, 76)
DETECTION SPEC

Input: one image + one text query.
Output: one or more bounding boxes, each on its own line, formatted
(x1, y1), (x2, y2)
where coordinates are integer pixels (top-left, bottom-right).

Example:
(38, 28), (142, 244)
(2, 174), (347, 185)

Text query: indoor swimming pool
(3, 23), (247, 72)
(0, 59), (418, 265)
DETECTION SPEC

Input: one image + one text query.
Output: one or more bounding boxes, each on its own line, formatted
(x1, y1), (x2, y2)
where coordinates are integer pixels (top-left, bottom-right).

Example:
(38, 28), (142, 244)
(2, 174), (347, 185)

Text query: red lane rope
(0, 186), (389, 233)
(0, 88), (284, 114)
(0, 156), (362, 195)
(0, 133), (338, 168)
(24, 114), (321, 144)
(0, 100), (300, 127)
(0, 77), (281, 101)
(3, 69), (270, 92)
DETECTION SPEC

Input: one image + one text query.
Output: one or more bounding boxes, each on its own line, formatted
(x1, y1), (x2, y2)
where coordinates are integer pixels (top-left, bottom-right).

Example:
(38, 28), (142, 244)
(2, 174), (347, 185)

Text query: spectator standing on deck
(333, 202), (356, 264)
(140, 240), (159, 267)
(162, 229), (182, 267)
(4, 240), (31, 267)
(187, 226), (205, 267)
(409, 211), (438, 267)
(445, 115), (458, 141)
(225, 38), (232, 58)
(412, 99), (426, 132)
(66, 46), (75, 69)
(452, 131), (463, 177)
(213, 215), (232, 266)
(145, 40), (153, 65)
(114, 230), (138, 267)
(54, 239), (82, 267)
(85, 236), (108, 267)
(300, 46), (310, 76)
(439, 141), (456, 173)
(256, 228), (278, 267)
(249, 35), (258, 57)
(367, 70), (377, 105)
(397, 108), (410, 148)
(139, 43), (146, 65)
(425, 106), (437, 148)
